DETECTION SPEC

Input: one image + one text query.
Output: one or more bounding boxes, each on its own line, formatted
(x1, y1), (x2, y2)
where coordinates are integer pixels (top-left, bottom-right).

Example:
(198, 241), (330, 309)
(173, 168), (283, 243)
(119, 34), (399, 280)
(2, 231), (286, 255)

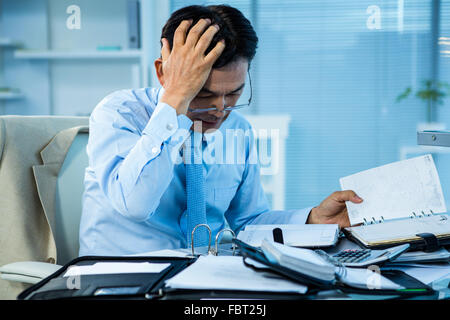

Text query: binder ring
(214, 228), (237, 256)
(191, 224), (212, 256)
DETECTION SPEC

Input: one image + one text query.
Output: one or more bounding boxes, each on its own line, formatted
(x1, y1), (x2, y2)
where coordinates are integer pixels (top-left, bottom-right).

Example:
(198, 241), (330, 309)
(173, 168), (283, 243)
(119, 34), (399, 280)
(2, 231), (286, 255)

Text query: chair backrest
(54, 132), (89, 265)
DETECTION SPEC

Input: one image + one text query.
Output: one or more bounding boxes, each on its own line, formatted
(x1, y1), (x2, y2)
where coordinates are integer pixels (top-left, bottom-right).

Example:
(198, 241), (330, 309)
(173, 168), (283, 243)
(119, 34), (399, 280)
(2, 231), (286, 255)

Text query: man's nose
(209, 96), (226, 117)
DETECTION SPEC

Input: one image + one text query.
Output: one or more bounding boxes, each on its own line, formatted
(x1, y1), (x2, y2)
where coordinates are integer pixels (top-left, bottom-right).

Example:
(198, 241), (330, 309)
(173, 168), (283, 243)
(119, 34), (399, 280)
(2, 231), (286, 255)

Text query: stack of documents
(237, 224), (340, 247)
(389, 247), (450, 264)
(165, 255), (308, 294)
(63, 262), (170, 277)
(261, 239), (336, 282)
(260, 240), (404, 290)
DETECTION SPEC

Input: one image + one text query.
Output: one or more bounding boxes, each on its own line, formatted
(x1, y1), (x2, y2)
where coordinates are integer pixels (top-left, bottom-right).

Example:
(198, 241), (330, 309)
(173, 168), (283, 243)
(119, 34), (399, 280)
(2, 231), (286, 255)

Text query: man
(79, 5), (362, 256)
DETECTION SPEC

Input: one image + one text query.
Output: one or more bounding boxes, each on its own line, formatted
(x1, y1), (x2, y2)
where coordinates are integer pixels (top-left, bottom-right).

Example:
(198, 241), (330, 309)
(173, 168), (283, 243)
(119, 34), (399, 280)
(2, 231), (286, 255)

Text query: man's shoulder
(95, 87), (158, 111)
(90, 87), (160, 127)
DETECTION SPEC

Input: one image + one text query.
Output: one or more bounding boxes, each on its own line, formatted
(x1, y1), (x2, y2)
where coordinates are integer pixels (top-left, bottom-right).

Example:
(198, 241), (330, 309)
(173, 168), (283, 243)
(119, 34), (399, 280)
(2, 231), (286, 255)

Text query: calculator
(331, 244), (410, 267)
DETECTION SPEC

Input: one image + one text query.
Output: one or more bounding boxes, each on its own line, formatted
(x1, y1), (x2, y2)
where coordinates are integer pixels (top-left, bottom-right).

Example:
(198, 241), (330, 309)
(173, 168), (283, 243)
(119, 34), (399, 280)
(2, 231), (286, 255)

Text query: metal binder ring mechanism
(191, 224), (236, 256)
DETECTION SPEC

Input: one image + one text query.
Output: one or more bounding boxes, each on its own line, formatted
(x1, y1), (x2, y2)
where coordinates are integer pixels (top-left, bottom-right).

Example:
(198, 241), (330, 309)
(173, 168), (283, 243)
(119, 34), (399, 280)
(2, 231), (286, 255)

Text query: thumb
(333, 190), (363, 203)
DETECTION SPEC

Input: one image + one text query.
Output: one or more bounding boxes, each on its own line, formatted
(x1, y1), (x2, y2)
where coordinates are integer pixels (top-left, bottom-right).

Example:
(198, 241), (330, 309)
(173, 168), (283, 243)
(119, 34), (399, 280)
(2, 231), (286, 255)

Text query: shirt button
(151, 147), (159, 154)
(166, 123), (174, 131)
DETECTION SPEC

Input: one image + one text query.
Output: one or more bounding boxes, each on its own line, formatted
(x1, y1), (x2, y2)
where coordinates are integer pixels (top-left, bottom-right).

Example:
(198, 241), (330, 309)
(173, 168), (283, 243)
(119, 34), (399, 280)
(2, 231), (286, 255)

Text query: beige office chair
(0, 116), (88, 299)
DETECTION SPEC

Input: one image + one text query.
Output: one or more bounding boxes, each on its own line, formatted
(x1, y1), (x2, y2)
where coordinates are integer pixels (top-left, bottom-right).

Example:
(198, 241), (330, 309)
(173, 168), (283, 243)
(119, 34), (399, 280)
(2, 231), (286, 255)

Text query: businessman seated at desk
(79, 4), (363, 256)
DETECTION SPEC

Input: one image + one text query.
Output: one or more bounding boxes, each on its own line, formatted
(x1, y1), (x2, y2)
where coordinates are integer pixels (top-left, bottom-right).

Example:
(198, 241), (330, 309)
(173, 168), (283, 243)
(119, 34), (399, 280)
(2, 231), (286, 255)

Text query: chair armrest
(0, 261), (62, 284)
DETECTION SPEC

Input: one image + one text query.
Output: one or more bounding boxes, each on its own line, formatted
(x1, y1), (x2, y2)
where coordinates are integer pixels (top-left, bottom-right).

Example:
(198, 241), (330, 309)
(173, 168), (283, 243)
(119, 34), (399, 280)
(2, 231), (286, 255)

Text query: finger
(339, 213), (351, 228)
(195, 24), (220, 54)
(332, 190), (363, 203)
(160, 38), (170, 61)
(204, 39), (226, 65)
(185, 18), (212, 48)
(173, 19), (193, 48)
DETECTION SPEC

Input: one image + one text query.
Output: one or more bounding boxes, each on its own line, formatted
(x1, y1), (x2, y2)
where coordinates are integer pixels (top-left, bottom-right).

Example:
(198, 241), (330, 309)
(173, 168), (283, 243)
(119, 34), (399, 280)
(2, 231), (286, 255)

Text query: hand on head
(157, 19), (226, 115)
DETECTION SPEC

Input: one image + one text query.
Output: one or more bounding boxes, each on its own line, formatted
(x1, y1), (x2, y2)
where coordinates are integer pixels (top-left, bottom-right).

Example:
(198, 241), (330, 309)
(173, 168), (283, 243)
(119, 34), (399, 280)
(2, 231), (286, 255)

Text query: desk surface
(138, 238), (450, 300)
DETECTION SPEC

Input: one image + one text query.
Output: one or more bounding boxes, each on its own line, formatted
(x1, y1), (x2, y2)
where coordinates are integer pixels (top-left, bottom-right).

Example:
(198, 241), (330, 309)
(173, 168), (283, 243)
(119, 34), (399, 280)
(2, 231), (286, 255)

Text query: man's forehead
(202, 59), (248, 94)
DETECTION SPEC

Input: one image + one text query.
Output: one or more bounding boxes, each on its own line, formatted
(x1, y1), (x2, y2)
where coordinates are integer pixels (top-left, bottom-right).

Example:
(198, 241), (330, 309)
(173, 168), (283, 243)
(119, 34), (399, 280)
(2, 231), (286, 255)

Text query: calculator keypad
(333, 249), (371, 263)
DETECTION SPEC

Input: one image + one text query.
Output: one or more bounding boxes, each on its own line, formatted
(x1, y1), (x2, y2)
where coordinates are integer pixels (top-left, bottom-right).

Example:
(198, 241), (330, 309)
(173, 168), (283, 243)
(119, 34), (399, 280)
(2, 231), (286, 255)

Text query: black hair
(161, 4), (258, 68)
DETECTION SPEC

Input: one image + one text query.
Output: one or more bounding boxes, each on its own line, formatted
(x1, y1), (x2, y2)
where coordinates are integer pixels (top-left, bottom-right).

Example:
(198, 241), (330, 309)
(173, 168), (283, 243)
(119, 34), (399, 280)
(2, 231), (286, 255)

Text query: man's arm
(87, 19), (226, 221)
(87, 97), (191, 221)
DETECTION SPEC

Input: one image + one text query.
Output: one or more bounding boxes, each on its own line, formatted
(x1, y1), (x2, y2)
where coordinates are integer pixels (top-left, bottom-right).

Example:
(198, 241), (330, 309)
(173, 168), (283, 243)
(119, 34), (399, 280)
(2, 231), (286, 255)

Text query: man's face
(187, 58), (249, 133)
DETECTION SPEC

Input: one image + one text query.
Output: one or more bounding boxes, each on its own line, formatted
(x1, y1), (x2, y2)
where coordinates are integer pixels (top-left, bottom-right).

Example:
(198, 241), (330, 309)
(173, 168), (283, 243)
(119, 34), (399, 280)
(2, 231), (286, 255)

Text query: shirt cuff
(142, 102), (192, 151)
(287, 207), (314, 225)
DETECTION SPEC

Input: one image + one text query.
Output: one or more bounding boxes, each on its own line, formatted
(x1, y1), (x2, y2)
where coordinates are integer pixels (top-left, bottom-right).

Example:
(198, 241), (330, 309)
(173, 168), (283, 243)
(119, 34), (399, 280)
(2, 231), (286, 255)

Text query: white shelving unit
(0, 37), (23, 107)
(0, 0), (166, 116)
(0, 38), (20, 47)
(0, 91), (23, 100)
(14, 49), (144, 60)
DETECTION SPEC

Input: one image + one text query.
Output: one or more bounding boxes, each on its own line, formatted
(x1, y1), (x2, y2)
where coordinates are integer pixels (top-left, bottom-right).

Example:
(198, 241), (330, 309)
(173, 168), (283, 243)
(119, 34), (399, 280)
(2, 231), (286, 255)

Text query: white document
(261, 239), (336, 281)
(128, 249), (191, 258)
(393, 247), (450, 263)
(385, 264), (450, 285)
(340, 154), (447, 226)
(165, 255), (308, 294)
(63, 262), (170, 277)
(341, 267), (404, 290)
(237, 224), (339, 247)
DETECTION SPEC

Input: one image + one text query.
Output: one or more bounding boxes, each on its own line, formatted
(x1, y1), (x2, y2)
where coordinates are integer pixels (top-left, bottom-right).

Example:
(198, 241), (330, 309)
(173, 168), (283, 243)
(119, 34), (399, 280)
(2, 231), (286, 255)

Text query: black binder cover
(18, 256), (194, 300)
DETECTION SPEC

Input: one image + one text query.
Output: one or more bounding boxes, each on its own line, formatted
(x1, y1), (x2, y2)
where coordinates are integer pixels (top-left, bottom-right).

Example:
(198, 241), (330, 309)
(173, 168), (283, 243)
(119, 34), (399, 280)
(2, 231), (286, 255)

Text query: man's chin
(193, 119), (222, 132)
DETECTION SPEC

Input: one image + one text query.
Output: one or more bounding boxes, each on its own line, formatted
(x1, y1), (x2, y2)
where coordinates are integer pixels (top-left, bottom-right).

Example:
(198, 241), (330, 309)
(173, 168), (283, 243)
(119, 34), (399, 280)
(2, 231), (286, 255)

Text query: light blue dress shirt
(79, 87), (312, 256)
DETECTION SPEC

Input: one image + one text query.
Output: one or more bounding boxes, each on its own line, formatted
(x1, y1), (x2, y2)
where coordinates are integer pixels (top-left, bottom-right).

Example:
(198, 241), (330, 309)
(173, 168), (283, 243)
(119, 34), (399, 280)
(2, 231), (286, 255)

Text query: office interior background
(1, 0), (449, 211)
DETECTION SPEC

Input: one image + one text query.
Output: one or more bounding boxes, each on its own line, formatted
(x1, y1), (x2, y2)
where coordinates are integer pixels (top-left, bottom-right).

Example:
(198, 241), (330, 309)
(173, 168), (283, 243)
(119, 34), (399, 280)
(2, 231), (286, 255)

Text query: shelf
(0, 92), (23, 100)
(0, 38), (20, 48)
(14, 49), (143, 60)
(417, 131), (450, 148)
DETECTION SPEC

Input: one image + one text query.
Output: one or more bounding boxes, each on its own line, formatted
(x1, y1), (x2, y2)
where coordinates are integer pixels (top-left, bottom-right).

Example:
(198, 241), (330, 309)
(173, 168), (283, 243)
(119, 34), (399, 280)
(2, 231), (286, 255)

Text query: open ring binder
(191, 224), (237, 256)
(190, 224), (212, 256)
(362, 210), (436, 226)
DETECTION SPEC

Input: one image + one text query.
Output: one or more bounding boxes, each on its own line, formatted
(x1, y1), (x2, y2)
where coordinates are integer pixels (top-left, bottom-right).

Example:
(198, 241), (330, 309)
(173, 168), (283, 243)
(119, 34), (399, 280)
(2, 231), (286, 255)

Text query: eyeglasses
(187, 72), (253, 114)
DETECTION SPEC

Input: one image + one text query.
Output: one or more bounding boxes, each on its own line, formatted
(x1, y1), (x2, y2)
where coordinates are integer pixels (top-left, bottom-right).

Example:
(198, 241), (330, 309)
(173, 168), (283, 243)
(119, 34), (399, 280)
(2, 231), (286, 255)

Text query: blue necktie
(185, 132), (208, 248)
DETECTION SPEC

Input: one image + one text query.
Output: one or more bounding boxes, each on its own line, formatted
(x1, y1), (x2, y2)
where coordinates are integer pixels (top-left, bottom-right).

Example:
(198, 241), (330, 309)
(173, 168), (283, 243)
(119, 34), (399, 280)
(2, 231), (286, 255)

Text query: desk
(138, 239), (450, 301)
(17, 238), (450, 301)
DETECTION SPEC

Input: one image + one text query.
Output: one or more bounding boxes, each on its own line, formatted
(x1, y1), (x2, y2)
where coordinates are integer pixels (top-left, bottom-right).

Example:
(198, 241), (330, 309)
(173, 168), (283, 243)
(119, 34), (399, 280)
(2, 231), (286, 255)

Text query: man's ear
(154, 58), (165, 86)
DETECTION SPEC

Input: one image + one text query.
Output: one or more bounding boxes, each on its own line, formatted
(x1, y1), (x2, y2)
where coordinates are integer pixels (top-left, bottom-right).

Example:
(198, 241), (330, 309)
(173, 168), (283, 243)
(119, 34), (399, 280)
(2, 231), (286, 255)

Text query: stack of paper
(165, 255), (308, 294)
(237, 224), (340, 247)
(63, 262), (170, 277)
(261, 239), (336, 282)
(260, 240), (404, 290)
(390, 247), (450, 264)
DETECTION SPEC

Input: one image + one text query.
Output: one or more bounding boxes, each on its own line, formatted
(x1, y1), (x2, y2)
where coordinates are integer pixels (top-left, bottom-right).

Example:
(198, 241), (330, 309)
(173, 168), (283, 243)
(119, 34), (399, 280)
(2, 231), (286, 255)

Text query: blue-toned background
(1, 0), (449, 211)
